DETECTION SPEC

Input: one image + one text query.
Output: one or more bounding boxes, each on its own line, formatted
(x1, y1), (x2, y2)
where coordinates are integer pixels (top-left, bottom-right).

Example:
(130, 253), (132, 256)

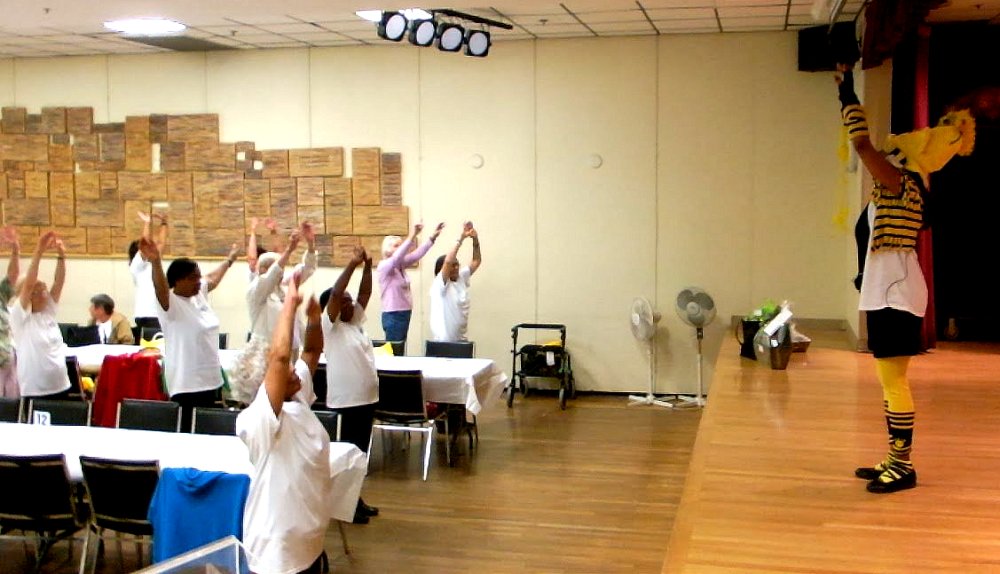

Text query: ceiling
(0, 0), (997, 58)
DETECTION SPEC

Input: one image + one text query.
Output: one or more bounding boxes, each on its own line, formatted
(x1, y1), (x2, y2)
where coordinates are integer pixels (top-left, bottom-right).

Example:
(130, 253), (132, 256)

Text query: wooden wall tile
(352, 148), (381, 177)
(44, 143), (74, 172)
(25, 114), (43, 134)
(50, 134), (71, 146)
(14, 226), (39, 247)
(149, 115), (168, 145)
(6, 177), (23, 199)
(122, 200), (149, 238)
(324, 177), (352, 235)
(261, 150), (289, 178)
(125, 131), (152, 172)
(360, 236), (384, 263)
(100, 172), (119, 200)
(243, 179), (270, 222)
(166, 201), (194, 256)
(49, 172), (75, 227)
(289, 147), (344, 177)
(381, 172), (402, 206)
(235, 141), (255, 171)
(352, 175), (380, 206)
(41, 107), (67, 134)
(0, 134), (50, 162)
(382, 152), (401, 174)
(313, 234), (333, 267)
(193, 172), (243, 229)
(352, 205), (408, 236)
(72, 134), (99, 162)
(167, 172), (193, 202)
(99, 133), (125, 162)
(185, 141), (234, 171)
(54, 227), (87, 252)
(297, 205), (325, 234)
(332, 235), (361, 267)
(76, 198), (122, 227)
(1, 108), (26, 134)
(125, 116), (150, 136)
(268, 178), (296, 230)
(94, 123), (124, 134)
(297, 177), (324, 206)
(161, 141), (186, 171)
(4, 199), (50, 226)
(86, 227), (111, 255)
(118, 172), (167, 201)
(167, 114), (219, 143)
(110, 228), (130, 255)
(0, 174), (6, 200)
(195, 227), (243, 257)
(74, 172), (100, 200)
(25, 171), (49, 199)
(66, 108), (94, 136)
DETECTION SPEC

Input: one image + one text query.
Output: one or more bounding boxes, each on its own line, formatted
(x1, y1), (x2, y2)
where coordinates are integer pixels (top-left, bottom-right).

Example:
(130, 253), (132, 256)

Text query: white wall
(0, 33), (850, 394)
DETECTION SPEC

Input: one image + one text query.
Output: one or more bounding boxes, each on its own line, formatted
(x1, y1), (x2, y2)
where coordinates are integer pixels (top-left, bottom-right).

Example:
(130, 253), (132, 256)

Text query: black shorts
(866, 307), (923, 358)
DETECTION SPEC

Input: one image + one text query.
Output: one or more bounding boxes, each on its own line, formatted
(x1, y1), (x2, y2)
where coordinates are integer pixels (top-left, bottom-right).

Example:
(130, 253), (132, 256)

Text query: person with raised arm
(377, 221), (444, 354)
(10, 231), (71, 399)
(319, 244), (379, 524)
(129, 211), (168, 333)
(140, 237), (239, 431)
(429, 221), (482, 342)
(0, 227), (21, 397)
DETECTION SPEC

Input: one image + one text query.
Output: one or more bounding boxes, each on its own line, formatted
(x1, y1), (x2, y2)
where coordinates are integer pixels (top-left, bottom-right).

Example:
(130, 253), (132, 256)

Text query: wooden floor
(664, 331), (1000, 573)
(2, 391), (701, 573)
(9, 330), (1000, 573)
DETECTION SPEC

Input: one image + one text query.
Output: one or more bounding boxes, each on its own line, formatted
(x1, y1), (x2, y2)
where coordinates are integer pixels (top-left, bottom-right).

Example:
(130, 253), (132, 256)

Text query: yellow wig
(883, 109), (976, 175)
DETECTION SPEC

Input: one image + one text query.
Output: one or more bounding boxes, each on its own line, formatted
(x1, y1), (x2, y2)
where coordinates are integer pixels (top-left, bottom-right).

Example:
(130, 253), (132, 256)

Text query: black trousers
(172, 388), (221, 432)
(337, 403), (375, 454)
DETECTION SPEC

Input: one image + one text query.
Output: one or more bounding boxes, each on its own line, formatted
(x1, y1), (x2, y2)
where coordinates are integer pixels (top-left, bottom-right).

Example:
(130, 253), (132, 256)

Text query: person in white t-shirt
(129, 210), (168, 333)
(229, 227), (309, 406)
(10, 231), (71, 399)
(429, 221), (482, 342)
(140, 237), (239, 432)
(319, 244), (379, 524)
(0, 226), (22, 398)
(237, 268), (333, 574)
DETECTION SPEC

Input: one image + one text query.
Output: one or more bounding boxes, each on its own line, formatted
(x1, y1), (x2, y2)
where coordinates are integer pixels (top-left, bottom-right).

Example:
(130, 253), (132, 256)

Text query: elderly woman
(376, 222), (443, 353)
(128, 211), (168, 333)
(229, 224), (319, 405)
(10, 231), (71, 400)
(140, 237), (238, 431)
(0, 227), (20, 398)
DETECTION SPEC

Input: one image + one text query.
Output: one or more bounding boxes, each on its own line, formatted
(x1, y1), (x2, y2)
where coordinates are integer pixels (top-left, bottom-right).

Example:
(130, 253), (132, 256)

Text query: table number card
(32, 410), (51, 425)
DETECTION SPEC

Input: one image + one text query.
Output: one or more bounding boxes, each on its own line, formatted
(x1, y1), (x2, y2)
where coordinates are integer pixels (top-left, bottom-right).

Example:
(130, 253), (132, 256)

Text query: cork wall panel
(0, 107), (407, 261)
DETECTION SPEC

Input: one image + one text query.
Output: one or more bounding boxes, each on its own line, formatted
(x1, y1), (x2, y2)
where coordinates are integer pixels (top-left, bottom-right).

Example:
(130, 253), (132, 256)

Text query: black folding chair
(27, 399), (92, 426)
(424, 340), (474, 358)
(371, 339), (405, 356)
(0, 397), (22, 423)
(78, 456), (159, 573)
(372, 369), (449, 480)
(218, 333), (229, 349)
(191, 407), (239, 436)
(117, 399), (181, 432)
(0, 454), (87, 574)
(313, 409), (341, 442)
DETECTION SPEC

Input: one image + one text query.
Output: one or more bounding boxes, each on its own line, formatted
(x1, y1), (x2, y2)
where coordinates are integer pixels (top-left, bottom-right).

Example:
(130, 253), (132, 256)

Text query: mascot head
(883, 109), (976, 175)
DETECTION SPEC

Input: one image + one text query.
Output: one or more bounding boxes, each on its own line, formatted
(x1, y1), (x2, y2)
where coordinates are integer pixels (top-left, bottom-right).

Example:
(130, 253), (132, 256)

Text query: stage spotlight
(464, 29), (490, 57)
(409, 19), (436, 47)
(377, 11), (408, 42)
(436, 22), (465, 52)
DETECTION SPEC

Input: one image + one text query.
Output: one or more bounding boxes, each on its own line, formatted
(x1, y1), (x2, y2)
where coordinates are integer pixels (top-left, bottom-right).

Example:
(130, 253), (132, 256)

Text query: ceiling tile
(718, 5), (788, 18)
(287, 32), (345, 42)
(230, 33), (290, 43)
(644, 7), (717, 20)
(510, 13), (579, 26)
(307, 39), (364, 47)
(598, 29), (658, 37)
(248, 42), (305, 48)
(222, 14), (300, 26)
(317, 20), (379, 33)
(256, 22), (325, 34)
(655, 18), (720, 31)
(198, 25), (259, 35)
(589, 21), (658, 33)
(574, 9), (648, 23)
(720, 15), (787, 29)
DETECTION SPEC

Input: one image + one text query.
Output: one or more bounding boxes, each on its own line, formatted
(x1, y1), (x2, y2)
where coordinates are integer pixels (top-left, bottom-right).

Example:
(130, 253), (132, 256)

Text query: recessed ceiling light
(103, 18), (186, 35)
(355, 8), (433, 22)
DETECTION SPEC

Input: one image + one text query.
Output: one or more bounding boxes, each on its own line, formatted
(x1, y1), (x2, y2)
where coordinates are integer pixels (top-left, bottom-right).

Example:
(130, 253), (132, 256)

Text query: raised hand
(413, 222), (424, 235)
(287, 268), (304, 306)
(227, 242), (240, 261)
(305, 295), (321, 321)
(137, 211), (151, 223)
(351, 245), (367, 265)
(37, 230), (57, 252)
(462, 221), (475, 239)
(264, 218), (277, 233)
(0, 226), (17, 246)
(54, 238), (66, 258)
(250, 216), (260, 231)
(138, 236), (160, 262)
(299, 220), (315, 243)
(288, 230), (301, 251)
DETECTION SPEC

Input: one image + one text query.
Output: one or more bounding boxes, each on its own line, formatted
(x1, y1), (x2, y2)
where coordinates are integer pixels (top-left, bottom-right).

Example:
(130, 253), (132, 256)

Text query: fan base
(628, 394), (675, 408)
(671, 395), (706, 409)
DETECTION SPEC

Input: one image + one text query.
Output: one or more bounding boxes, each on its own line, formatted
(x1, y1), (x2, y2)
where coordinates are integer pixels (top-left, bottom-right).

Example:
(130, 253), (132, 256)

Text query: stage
(664, 330), (1000, 572)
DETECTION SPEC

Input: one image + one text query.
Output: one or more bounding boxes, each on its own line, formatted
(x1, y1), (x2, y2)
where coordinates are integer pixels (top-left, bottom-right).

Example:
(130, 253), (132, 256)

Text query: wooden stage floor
(664, 331), (1000, 573)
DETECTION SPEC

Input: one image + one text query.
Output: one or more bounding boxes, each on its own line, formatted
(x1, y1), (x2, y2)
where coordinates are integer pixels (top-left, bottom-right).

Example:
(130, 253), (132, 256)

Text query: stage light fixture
(377, 11), (408, 42)
(436, 22), (465, 52)
(409, 19), (436, 47)
(464, 29), (490, 57)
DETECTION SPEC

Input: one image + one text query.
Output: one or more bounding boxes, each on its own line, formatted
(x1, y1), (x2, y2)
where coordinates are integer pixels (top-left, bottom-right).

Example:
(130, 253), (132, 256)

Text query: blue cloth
(381, 310), (411, 351)
(148, 468), (250, 563)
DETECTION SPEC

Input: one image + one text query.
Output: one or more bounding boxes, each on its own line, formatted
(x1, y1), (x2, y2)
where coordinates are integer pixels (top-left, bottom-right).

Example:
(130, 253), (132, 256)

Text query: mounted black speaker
(798, 21), (861, 72)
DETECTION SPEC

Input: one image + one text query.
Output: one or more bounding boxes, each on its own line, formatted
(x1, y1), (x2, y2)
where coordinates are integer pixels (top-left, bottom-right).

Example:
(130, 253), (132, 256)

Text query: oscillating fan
(627, 297), (672, 409)
(674, 287), (717, 408)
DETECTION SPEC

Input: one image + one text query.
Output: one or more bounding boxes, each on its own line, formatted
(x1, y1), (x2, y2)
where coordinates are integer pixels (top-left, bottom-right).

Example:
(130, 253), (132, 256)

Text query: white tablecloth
(0, 422), (366, 523)
(73, 345), (508, 416)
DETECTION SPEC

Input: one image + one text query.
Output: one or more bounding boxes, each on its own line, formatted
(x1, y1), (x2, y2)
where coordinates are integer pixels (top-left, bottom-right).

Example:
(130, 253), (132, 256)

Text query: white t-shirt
(156, 279), (223, 396)
(10, 297), (71, 397)
(322, 304), (378, 408)
(130, 253), (160, 319)
(237, 360), (331, 574)
(96, 319), (113, 344)
(429, 266), (472, 342)
(859, 203), (928, 317)
(247, 262), (287, 341)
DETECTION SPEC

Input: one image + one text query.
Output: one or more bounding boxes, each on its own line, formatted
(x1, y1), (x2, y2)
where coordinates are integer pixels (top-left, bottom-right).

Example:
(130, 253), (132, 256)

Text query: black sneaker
(358, 500), (379, 517)
(866, 468), (917, 494)
(351, 509), (370, 524)
(855, 464), (885, 480)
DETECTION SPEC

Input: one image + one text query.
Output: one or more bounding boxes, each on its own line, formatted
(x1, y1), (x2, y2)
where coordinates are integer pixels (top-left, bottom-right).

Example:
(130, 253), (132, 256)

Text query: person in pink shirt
(376, 222), (443, 354)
